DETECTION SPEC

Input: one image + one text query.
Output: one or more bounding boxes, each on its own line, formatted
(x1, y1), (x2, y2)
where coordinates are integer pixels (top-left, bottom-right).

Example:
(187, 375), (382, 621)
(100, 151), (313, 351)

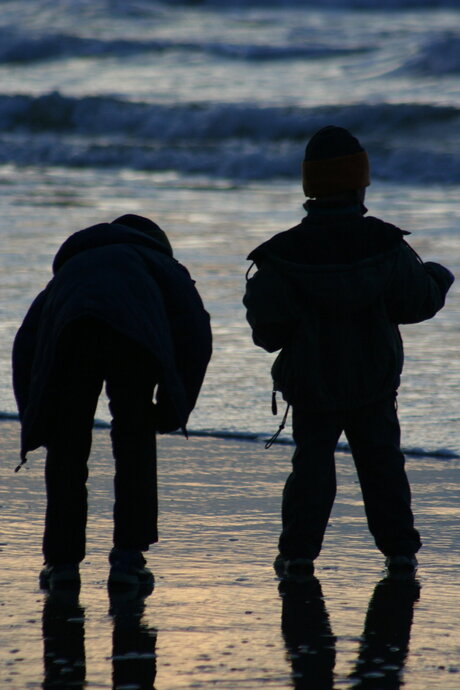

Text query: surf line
(1, 412), (458, 460)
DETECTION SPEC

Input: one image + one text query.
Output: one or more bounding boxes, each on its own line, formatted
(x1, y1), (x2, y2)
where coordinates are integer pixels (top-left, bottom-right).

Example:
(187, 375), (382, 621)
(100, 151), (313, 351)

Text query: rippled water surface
(1, 169), (459, 456)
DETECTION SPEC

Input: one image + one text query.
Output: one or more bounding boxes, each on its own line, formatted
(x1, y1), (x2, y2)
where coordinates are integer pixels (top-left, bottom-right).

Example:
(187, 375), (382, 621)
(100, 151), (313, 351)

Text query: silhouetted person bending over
(13, 214), (212, 592)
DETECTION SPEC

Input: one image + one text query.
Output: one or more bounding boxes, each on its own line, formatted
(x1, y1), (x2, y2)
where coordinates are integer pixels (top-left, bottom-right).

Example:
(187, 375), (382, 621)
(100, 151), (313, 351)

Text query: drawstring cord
(15, 453), (27, 472)
(245, 261), (255, 280)
(265, 391), (290, 449)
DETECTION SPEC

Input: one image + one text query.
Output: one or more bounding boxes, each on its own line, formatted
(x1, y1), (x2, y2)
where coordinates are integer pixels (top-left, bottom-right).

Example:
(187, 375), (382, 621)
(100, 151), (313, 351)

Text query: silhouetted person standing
(243, 126), (453, 580)
(13, 214), (212, 591)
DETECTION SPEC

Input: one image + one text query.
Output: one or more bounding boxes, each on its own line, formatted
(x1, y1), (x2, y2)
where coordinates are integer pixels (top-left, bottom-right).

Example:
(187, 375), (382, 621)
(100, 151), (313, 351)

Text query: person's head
(302, 126), (370, 202)
(112, 213), (173, 255)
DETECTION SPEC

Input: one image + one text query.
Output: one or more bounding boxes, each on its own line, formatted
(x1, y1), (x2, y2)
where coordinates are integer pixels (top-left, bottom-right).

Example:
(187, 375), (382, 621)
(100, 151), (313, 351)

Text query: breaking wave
(1, 92), (460, 184)
(0, 29), (373, 64)
(1, 92), (458, 142)
(395, 32), (460, 76)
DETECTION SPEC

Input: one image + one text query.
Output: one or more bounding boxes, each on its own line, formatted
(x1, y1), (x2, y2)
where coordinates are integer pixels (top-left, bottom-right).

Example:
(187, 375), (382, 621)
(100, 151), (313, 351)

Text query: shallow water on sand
(1, 170), (460, 458)
(0, 421), (459, 689)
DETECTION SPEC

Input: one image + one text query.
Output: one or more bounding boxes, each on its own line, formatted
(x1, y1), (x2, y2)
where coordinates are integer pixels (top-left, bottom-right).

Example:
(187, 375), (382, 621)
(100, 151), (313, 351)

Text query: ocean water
(1, 0), (460, 459)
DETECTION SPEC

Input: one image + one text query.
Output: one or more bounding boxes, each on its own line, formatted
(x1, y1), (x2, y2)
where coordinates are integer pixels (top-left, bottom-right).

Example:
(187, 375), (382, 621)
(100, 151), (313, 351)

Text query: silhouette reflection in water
(280, 576), (336, 689)
(42, 589), (157, 689)
(350, 577), (420, 689)
(280, 575), (420, 689)
(42, 590), (86, 688)
(110, 592), (158, 690)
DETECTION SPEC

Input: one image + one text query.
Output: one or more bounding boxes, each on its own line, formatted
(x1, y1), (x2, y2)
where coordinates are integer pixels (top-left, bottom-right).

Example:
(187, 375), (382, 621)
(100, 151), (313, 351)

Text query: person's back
(244, 126), (454, 581)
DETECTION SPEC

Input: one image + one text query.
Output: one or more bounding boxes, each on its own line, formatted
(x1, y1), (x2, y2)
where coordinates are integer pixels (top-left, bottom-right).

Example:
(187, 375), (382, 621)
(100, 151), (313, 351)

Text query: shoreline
(2, 414), (458, 461)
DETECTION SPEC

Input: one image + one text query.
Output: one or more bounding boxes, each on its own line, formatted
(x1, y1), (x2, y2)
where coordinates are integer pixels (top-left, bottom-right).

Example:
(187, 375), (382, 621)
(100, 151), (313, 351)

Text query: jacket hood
(52, 220), (173, 275)
(248, 216), (407, 313)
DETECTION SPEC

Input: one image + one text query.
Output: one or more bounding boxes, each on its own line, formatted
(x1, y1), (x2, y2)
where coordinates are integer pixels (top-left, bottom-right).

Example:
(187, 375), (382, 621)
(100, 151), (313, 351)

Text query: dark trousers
(279, 397), (422, 561)
(43, 319), (158, 565)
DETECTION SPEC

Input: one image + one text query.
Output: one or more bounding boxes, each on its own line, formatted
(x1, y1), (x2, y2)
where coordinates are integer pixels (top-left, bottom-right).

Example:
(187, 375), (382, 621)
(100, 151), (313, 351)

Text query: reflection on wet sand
(42, 591), (86, 688)
(280, 576), (420, 690)
(42, 590), (157, 689)
(110, 592), (157, 690)
(349, 577), (420, 689)
(280, 577), (336, 689)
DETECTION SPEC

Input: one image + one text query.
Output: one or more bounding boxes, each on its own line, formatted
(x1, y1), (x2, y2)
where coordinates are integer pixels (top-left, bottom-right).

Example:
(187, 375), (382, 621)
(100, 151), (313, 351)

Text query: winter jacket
(13, 220), (212, 459)
(243, 202), (454, 411)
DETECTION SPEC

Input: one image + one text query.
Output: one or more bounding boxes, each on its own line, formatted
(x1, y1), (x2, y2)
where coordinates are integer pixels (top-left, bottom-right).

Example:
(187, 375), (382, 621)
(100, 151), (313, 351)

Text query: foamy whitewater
(1, 0), (459, 459)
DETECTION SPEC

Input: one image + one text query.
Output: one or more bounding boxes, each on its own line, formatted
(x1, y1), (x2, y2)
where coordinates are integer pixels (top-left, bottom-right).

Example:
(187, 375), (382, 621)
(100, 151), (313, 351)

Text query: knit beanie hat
(302, 126), (370, 198)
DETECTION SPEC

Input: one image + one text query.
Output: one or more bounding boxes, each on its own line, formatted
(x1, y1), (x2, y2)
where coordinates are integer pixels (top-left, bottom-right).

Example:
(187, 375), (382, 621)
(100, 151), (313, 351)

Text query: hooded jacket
(13, 218), (212, 460)
(243, 203), (453, 411)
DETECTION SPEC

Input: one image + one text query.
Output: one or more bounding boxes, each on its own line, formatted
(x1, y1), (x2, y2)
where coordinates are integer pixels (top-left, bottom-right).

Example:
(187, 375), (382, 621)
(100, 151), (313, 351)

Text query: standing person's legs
(103, 331), (159, 552)
(344, 397), (421, 558)
(279, 406), (342, 561)
(43, 321), (103, 565)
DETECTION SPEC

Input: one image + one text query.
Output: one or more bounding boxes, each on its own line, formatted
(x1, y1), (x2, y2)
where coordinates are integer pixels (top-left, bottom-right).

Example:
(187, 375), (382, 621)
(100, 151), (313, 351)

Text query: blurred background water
(0, 0), (459, 457)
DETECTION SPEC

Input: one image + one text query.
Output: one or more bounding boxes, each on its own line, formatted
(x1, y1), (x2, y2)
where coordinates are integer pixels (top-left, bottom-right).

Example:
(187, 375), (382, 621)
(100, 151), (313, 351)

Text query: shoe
(39, 563), (80, 591)
(274, 554), (315, 582)
(108, 548), (154, 592)
(385, 555), (418, 578)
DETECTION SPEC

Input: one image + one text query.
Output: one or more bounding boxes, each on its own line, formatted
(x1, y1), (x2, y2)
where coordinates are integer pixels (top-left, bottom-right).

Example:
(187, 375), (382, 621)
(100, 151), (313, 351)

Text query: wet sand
(0, 419), (458, 689)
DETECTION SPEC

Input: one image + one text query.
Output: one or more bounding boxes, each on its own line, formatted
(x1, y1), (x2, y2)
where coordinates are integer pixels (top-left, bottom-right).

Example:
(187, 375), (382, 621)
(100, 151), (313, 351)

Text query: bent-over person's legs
(104, 332), (159, 552)
(43, 320), (103, 565)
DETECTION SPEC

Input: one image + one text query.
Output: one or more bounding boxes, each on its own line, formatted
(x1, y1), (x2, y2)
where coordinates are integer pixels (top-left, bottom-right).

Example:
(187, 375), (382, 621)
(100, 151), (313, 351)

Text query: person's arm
(243, 263), (299, 352)
(12, 289), (48, 418)
(385, 242), (454, 324)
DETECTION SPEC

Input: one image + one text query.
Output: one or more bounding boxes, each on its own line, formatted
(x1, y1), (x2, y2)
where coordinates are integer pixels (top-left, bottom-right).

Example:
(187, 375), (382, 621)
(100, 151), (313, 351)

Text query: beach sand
(0, 419), (458, 689)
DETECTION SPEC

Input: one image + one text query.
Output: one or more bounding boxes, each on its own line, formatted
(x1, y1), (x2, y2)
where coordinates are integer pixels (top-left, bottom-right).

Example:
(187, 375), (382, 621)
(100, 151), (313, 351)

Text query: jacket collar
(303, 198), (367, 219)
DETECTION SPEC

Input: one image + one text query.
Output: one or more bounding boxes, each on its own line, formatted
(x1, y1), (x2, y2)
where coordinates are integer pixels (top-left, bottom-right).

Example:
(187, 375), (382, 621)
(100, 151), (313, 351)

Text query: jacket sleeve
(243, 262), (299, 353)
(385, 242), (455, 324)
(12, 288), (49, 418)
(154, 262), (212, 433)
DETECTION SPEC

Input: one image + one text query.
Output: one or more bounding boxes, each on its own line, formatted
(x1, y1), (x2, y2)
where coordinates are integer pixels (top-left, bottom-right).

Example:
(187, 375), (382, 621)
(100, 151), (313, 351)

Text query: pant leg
(43, 322), (104, 564)
(103, 332), (159, 551)
(344, 397), (422, 557)
(279, 406), (343, 561)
